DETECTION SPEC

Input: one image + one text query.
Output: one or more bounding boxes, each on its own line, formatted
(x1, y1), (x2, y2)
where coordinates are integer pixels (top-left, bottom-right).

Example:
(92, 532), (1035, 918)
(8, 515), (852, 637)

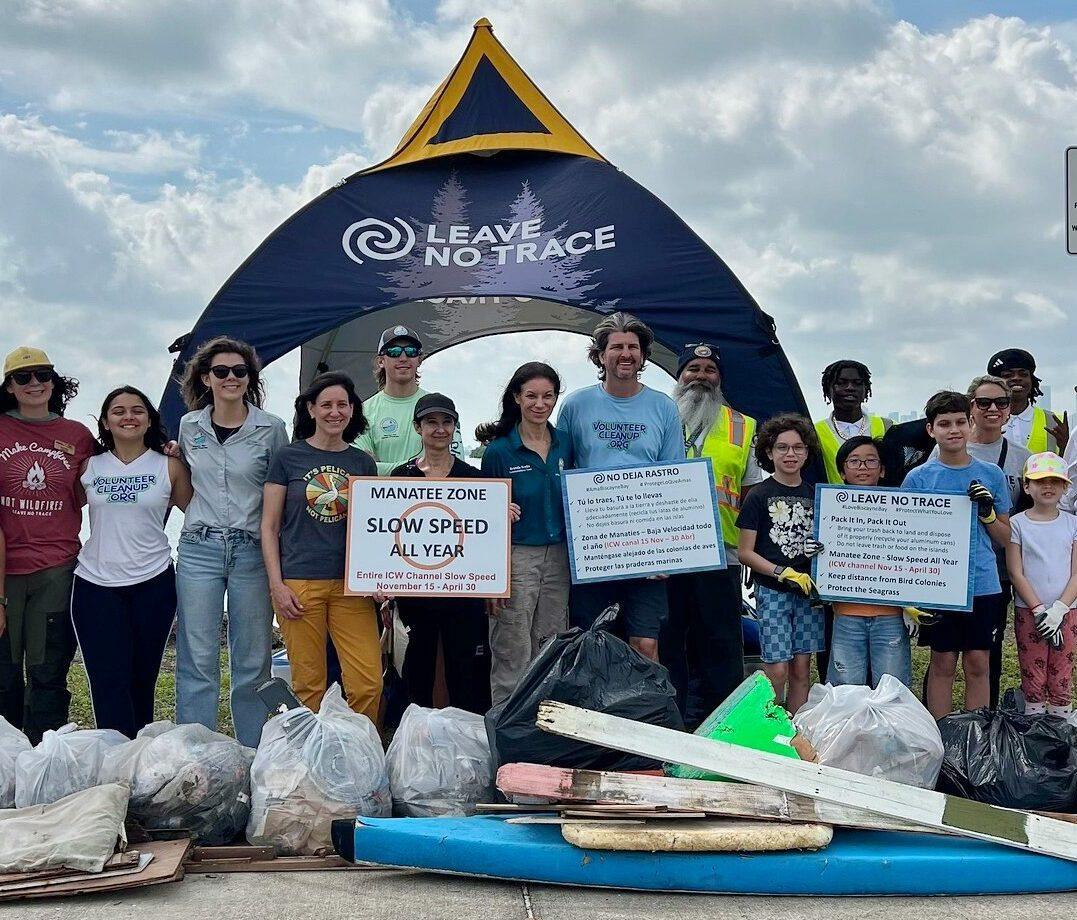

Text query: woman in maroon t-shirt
(0, 346), (94, 743)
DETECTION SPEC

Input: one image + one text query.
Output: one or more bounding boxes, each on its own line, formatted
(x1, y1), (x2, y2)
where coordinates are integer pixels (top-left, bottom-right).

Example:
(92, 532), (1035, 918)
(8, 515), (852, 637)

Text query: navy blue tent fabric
(160, 150), (806, 431)
(432, 56), (550, 144)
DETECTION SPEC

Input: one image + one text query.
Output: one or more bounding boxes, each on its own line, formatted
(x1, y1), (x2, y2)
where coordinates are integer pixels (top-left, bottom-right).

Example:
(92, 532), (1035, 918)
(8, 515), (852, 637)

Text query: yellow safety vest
(814, 414), (888, 485)
(1025, 406), (1054, 454)
(688, 405), (756, 548)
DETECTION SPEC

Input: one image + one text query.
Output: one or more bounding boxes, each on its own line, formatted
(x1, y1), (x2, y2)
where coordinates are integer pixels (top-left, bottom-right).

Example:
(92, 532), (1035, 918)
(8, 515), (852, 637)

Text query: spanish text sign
(345, 477), (511, 597)
(562, 459), (726, 584)
(812, 485), (976, 611)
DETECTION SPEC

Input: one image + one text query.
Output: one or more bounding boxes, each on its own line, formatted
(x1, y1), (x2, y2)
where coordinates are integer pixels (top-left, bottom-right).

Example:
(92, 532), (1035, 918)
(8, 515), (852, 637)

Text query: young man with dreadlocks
(814, 360), (892, 484)
(987, 349), (1068, 454)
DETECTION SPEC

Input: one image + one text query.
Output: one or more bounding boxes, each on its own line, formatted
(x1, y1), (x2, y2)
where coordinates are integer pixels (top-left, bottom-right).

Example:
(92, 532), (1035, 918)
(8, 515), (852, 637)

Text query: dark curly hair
(754, 413), (819, 473)
(821, 359), (872, 403)
(94, 386), (168, 455)
(477, 362), (562, 443)
(293, 372), (368, 442)
(178, 336), (266, 411)
(0, 370), (79, 416)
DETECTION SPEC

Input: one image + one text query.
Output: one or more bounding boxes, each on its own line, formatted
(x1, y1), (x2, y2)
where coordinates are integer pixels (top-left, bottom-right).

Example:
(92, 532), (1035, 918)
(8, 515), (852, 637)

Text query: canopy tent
(160, 18), (807, 430)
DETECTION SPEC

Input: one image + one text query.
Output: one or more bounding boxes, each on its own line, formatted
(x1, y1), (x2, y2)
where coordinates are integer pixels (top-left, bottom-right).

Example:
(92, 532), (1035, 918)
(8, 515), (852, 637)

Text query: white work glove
(802, 538), (825, 558)
(902, 606), (931, 638)
(1036, 601), (1069, 649)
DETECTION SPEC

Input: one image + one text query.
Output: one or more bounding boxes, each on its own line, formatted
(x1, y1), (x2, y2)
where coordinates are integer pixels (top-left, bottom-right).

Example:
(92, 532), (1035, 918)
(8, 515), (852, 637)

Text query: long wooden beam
(536, 701), (1077, 863)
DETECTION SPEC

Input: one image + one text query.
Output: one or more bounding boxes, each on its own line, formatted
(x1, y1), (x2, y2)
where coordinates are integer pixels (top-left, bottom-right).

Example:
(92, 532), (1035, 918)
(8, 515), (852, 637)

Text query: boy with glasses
(902, 391), (1011, 718)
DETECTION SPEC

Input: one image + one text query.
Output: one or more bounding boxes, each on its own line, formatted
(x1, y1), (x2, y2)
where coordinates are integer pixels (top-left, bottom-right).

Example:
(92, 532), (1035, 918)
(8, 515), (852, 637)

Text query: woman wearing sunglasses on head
(0, 347), (95, 743)
(174, 336), (289, 747)
(72, 387), (192, 737)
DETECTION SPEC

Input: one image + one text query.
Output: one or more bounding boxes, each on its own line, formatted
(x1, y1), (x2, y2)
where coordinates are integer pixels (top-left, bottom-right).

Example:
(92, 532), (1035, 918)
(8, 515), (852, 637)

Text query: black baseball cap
(414, 392), (458, 423)
(378, 325), (423, 353)
(987, 348), (1035, 374)
(676, 342), (721, 379)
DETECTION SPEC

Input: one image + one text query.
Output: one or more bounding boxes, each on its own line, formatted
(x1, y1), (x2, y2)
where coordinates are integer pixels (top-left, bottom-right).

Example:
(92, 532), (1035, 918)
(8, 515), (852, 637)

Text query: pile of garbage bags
(937, 706), (1077, 811)
(486, 606), (683, 771)
(246, 684), (390, 855)
(15, 724), (127, 807)
(0, 718), (30, 808)
(793, 676), (944, 788)
(102, 721), (254, 845)
(387, 705), (495, 816)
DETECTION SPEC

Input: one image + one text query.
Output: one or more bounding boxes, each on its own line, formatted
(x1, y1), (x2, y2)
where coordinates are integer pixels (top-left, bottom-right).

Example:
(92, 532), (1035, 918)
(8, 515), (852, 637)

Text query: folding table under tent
(160, 18), (807, 431)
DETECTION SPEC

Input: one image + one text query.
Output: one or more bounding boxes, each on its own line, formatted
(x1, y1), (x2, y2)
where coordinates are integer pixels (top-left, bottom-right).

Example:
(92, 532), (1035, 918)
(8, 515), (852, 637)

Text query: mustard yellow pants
(280, 579), (381, 724)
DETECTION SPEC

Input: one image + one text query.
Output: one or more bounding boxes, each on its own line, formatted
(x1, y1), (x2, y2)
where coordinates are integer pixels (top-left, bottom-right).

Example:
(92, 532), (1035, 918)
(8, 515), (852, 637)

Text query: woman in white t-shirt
(71, 387), (191, 737)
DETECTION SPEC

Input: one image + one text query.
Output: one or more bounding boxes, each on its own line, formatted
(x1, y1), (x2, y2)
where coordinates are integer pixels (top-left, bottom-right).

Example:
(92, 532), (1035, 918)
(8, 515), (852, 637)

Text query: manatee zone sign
(562, 459), (726, 584)
(812, 485), (976, 611)
(345, 477), (511, 597)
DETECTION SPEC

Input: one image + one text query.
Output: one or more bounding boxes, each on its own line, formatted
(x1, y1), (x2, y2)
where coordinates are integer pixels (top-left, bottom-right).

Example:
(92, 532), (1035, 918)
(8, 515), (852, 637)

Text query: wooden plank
(0, 850), (140, 885)
(536, 701), (1077, 864)
(496, 762), (936, 834)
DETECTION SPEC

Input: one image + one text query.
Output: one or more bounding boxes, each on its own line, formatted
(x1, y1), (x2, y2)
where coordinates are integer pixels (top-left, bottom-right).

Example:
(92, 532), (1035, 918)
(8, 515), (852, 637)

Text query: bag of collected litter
(0, 783), (129, 874)
(0, 717), (31, 808)
(937, 706), (1077, 811)
(102, 721), (254, 845)
(486, 606), (683, 771)
(792, 675), (944, 788)
(387, 705), (495, 816)
(14, 723), (127, 808)
(246, 684), (390, 855)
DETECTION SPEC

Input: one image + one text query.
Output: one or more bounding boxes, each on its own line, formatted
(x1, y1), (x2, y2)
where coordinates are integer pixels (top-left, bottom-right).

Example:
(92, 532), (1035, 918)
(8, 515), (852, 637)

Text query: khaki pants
(280, 579), (381, 723)
(489, 543), (570, 706)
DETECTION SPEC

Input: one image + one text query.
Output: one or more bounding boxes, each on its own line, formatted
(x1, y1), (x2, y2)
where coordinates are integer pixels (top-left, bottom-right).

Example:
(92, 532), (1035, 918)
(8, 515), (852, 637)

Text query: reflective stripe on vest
(815, 414), (887, 485)
(694, 405), (756, 547)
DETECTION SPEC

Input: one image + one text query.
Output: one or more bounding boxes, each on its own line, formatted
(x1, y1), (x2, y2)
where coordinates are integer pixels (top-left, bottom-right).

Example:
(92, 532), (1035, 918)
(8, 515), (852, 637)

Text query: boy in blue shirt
(557, 312), (686, 662)
(903, 391), (1011, 718)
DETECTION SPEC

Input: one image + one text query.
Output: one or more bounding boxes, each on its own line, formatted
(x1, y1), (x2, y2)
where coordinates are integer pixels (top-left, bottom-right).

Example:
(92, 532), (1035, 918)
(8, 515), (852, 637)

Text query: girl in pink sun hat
(1006, 451), (1077, 717)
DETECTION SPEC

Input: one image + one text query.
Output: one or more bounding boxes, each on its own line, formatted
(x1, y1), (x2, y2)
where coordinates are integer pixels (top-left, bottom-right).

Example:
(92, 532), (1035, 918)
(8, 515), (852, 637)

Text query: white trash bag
(386, 704), (496, 817)
(14, 723), (127, 808)
(246, 684), (390, 855)
(0, 717), (31, 808)
(793, 675), (944, 788)
(102, 721), (254, 845)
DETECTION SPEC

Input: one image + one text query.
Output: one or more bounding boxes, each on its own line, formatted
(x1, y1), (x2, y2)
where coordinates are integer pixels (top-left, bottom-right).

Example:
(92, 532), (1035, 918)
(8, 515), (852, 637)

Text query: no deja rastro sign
(344, 477), (511, 597)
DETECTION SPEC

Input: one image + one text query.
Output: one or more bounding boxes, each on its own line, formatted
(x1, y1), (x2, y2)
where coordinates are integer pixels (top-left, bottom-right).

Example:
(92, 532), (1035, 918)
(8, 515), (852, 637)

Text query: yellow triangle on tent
(364, 18), (607, 173)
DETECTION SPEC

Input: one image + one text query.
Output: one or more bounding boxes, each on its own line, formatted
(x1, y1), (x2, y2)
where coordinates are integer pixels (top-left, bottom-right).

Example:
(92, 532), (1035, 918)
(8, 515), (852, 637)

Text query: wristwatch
(772, 565), (784, 578)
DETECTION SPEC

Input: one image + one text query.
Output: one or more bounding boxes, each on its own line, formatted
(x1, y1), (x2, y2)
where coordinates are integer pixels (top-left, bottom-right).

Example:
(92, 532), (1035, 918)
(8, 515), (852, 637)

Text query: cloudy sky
(2, 0), (1076, 444)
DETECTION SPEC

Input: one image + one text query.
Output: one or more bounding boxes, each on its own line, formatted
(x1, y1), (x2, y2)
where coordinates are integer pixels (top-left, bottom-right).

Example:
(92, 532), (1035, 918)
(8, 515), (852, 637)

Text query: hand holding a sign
(803, 538), (825, 557)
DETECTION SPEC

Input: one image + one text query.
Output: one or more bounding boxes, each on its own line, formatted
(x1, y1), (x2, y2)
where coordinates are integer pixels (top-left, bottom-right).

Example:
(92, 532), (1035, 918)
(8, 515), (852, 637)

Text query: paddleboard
(561, 818), (832, 852)
(333, 814), (1077, 895)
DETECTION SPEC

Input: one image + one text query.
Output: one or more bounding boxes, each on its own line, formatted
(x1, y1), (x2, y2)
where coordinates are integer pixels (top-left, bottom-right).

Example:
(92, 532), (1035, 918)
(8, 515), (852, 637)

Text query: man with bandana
(987, 348), (1068, 454)
(659, 343), (762, 725)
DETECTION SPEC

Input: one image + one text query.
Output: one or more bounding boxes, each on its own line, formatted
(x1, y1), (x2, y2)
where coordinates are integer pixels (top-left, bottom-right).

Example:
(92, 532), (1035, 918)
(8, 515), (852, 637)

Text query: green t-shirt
(354, 388), (463, 475)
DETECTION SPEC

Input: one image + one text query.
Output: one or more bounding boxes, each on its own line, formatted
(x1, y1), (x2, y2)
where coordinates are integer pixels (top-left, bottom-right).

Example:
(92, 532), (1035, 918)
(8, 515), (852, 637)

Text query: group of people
(0, 317), (1075, 750)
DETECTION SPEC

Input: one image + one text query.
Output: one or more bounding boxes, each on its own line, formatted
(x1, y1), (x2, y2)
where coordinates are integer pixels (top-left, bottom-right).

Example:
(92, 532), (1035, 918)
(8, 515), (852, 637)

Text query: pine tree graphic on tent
(472, 181), (616, 308)
(380, 173), (490, 301)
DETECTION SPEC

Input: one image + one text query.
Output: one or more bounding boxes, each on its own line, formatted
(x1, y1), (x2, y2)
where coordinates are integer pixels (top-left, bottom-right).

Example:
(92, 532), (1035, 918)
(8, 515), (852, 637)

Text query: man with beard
(659, 343), (761, 724)
(556, 312), (685, 661)
(814, 360), (892, 485)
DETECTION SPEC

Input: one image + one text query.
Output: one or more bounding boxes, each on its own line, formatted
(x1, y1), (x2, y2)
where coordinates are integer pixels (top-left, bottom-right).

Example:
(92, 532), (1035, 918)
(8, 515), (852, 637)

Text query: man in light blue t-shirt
(556, 312), (686, 662)
(902, 390), (1011, 720)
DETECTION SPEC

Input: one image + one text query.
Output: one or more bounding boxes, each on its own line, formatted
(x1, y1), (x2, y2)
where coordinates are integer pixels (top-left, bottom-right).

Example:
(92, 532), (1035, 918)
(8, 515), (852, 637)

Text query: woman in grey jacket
(174, 336), (288, 747)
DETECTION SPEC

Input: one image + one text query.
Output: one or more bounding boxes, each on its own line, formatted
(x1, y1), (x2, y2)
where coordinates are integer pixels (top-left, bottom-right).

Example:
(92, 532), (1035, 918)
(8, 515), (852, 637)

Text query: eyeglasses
(382, 345), (420, 359)
(844, 457), (881, 470)
(9, 370), (52, 386)
(210, 364), (249, 380)
(772, 444), (807, 455)
(972, 396), (1011, 410)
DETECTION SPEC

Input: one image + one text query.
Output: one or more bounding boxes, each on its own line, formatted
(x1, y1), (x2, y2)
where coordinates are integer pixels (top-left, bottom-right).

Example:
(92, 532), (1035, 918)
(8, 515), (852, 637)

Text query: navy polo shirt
(481, 424), (573, 546)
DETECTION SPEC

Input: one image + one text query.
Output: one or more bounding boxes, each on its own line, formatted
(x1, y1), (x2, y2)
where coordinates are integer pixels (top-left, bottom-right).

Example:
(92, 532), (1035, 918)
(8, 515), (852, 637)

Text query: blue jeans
(826, 613), (911, 688)
(175, 528), (273, 748)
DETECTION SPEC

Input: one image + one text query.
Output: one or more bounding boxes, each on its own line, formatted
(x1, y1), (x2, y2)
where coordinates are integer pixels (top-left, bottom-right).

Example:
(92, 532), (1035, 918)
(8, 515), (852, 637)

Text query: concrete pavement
(6, 868), (1077, 919)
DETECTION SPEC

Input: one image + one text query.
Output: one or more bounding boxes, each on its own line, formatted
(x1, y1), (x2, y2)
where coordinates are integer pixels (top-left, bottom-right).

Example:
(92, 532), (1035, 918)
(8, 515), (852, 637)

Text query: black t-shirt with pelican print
(735, 477), (814, 593)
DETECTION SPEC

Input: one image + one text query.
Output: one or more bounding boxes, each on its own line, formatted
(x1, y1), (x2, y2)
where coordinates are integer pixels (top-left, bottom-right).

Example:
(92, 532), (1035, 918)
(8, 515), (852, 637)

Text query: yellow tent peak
(363, 19), (606, 173)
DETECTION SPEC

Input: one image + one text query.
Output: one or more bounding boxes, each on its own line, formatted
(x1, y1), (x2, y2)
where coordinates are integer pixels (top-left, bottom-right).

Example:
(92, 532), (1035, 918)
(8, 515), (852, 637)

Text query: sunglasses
(382, 345), (420, 359)
(9, 369), (52, 386)
(972, 396), (1011, 410)
(209, 364), (249, 380)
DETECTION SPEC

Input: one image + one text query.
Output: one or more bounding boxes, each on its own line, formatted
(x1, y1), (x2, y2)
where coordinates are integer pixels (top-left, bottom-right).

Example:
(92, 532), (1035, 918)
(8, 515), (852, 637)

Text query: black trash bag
(936, 707), (1077, 812)
(485, 606), (683, 771)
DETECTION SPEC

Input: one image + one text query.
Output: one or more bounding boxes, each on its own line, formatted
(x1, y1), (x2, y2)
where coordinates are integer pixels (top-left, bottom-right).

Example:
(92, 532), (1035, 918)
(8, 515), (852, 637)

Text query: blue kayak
(333, 814), (1077, 895)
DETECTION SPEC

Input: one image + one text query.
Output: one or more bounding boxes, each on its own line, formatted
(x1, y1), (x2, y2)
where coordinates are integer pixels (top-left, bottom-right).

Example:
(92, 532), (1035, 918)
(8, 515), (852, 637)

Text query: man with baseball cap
(987, 349), (1068, 454)
(354, 325), (462, 474)
(660, 342), (762, 725)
